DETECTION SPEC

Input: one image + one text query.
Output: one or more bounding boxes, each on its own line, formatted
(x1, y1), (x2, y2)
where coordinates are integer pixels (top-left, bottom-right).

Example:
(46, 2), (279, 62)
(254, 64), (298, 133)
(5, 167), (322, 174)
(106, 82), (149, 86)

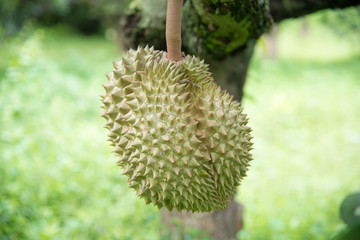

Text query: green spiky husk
(101, 46), (253, 212)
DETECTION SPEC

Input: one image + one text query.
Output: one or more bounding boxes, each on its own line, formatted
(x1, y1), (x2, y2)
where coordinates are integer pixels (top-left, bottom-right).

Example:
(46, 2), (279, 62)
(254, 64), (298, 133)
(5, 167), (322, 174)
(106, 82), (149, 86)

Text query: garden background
(0, 1), (360, 239)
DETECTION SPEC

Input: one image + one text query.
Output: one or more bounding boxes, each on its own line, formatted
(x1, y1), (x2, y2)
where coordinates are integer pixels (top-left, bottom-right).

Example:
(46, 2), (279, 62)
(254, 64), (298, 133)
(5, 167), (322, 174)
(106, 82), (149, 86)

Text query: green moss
(183, 0), (271, 59)
(282, 0), (306, 12)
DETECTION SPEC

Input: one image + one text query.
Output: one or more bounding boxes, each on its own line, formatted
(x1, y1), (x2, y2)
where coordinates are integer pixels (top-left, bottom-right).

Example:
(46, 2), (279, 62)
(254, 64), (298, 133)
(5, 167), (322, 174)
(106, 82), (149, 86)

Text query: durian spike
(166, 0), (184, 62)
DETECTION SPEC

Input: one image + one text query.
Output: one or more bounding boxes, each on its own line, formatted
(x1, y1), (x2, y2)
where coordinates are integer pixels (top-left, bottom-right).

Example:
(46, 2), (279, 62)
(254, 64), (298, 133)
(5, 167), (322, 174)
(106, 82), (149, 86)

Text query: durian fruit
(101, 46), (253, 212)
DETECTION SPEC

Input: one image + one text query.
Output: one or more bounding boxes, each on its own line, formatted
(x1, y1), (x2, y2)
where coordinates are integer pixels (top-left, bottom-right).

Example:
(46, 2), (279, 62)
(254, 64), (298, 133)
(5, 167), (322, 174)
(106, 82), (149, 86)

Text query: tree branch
(166, 0), (184, 61)
(270, 0), (360, 22)
(120, 0), (360, 60)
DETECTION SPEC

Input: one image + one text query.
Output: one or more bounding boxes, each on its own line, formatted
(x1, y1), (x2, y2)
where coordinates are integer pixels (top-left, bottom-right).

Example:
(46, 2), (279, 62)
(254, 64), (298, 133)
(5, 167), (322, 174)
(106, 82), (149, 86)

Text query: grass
(0, 27), (160, 240)
(239, 55), (360, 240)
(0, 11), (359, 240)
(238, 14), (360, 240)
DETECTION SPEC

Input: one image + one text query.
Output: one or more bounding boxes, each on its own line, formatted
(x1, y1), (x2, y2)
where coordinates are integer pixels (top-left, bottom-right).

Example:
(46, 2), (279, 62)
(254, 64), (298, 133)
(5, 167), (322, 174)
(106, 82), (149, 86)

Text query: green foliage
(332, 192), (360, 240)
(320, 6), (360, 40)
(0, 0), (72, 36)
(340, 192), (360, 227)
(0, 0), (133, 37)
(0, 27), (159, 239)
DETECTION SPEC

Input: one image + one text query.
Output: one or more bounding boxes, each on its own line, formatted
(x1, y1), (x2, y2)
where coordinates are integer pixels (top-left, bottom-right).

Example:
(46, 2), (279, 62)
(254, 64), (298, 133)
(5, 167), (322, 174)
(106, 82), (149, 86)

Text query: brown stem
(166, 0), (183, 61)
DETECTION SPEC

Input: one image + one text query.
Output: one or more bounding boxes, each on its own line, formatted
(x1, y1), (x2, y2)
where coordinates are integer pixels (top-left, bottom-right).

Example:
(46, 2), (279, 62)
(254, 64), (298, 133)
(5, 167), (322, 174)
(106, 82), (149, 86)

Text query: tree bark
(263, 24), (279, 59)
(269, 0), (360, 22)
(161, 196), (243, 240)
(207, 40), (256, 102)
(118, 1), (360, 239)
(181, 0), (271, 59)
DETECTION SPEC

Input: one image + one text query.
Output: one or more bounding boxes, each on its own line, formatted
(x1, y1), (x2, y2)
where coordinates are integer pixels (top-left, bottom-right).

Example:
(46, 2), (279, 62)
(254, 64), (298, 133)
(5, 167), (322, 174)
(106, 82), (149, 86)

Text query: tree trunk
(264, 24), (279, 59)
(208, 40), (256, 102)
(161, 196), (243, 240)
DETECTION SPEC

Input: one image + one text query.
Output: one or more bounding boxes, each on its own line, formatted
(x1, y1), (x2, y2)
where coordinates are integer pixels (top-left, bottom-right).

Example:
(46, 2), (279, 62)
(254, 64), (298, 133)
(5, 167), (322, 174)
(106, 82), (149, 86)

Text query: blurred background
(0, 0), (359, 239)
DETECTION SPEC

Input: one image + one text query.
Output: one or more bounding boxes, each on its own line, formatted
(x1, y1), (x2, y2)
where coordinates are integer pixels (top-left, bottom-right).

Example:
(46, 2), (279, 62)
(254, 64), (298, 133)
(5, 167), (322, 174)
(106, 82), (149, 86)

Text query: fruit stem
(166, 0), (184, 62)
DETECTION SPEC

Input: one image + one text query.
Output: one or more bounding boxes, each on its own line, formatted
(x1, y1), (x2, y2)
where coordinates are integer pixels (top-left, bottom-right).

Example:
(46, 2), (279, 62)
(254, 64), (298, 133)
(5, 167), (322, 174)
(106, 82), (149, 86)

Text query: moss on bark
(182, 0), (272, 59)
